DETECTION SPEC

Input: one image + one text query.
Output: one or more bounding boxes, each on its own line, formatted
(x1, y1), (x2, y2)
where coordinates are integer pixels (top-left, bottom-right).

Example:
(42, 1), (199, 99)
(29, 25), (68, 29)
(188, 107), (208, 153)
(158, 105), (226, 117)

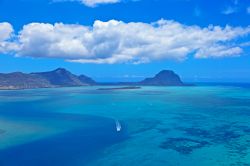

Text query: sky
(0, 0), (250, 82)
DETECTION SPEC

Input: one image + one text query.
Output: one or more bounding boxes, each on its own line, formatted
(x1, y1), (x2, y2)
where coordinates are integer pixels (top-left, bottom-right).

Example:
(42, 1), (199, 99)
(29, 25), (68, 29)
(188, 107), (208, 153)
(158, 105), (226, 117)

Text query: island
(0, 68), (96, 90)
(139, 70), (184, 86)
(0, 68), (188, 90)
(97, 86), (141, 91)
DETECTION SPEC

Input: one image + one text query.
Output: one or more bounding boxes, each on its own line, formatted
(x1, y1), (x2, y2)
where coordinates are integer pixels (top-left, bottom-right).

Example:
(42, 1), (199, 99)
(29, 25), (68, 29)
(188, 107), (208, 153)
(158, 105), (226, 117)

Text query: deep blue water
(0, 116), (126, 166)
(0, 86), (250, 166)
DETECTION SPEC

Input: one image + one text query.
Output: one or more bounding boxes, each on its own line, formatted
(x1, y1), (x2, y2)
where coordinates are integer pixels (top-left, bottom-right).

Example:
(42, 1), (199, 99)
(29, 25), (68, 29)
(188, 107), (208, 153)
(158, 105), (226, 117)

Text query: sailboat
(115, 120), (122, 132)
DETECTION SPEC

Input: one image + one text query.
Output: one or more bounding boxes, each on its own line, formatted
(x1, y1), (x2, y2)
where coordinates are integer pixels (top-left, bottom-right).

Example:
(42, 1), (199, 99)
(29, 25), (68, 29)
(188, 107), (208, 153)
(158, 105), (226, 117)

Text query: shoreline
(97, 86), (141, 91)
(0, 84), (195, 91)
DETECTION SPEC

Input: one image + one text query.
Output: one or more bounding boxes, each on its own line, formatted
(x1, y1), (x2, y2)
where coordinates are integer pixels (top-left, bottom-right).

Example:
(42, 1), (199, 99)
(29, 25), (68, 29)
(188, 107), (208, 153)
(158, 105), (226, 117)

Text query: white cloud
(0, 22), (13, 41)
(0, 20), (250, 64)
(0, 22), (19, 54)
(18, 23), (90, 59)
(195, 45), (242, 58)
(52, 0), (121, 7)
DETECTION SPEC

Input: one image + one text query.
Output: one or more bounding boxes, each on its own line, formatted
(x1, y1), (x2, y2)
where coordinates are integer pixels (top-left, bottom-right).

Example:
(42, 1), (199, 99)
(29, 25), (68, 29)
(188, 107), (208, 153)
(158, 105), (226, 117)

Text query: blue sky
(0, 0), (249, 82)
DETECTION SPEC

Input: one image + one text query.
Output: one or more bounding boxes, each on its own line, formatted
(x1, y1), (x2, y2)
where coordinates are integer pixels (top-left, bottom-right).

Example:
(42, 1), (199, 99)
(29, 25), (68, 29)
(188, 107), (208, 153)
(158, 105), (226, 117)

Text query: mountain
(32, 68), (87, 87)
(78, 75), (96, 85)
(0, 68), (186, 90)
(0, 72), (52, 89)
(98, 70), (185, 86)
(139, 70), (184, 86)
(0, 68), (96, 90)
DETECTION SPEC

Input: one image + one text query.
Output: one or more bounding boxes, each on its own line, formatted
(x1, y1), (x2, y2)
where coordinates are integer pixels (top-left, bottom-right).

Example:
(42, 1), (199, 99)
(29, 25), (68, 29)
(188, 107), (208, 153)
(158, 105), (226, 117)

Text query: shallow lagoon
(0, 86), (250, 166)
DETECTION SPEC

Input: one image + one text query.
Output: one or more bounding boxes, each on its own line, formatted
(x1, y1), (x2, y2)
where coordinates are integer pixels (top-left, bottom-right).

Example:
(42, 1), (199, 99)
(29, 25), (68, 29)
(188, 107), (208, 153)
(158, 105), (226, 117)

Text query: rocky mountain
(78, 75), (97, 85)
(139, 70), (184, 86)
(0, 72), (52, 89)
(32, 68), (88, 87)
(0, 68), (96, 90)
(99, 70), (185, 86)
(0, 68), (186, 90)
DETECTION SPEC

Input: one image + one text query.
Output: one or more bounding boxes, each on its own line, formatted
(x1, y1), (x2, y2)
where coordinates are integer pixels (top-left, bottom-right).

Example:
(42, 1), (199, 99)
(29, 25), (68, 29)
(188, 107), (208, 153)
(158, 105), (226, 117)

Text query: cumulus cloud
(52, 0), (121, 7)
(0, 20), (250, 64)
(0, 22), (13, 41)
(0, 22), (19, 54)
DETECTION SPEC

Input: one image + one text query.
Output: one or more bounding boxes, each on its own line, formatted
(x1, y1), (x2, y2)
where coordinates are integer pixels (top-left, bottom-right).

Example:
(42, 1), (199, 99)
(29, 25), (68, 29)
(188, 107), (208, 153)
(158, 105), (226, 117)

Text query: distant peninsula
(97, 86), (141, 91)
(0, 68), (187, 90)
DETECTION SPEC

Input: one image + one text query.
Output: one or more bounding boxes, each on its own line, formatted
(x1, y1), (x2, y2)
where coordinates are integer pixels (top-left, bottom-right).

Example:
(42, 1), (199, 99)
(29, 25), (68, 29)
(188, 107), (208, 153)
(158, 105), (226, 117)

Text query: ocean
(0, 85), (250, 166)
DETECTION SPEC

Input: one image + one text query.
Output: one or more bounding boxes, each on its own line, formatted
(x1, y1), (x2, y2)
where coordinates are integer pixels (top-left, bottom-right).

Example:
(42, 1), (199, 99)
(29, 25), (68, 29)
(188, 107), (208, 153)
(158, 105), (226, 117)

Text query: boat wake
(115, 120), (122, 132)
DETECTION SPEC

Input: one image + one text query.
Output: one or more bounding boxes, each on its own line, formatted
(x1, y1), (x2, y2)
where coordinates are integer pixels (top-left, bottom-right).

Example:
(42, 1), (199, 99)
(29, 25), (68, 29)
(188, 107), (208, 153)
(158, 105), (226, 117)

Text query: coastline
(97, 86), (141, 91)
(0, 84), (195, 91)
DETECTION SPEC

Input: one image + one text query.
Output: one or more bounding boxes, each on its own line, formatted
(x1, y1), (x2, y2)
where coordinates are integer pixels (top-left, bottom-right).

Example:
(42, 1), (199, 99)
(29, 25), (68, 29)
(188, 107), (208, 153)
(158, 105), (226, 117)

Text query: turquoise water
(0, 86), (250, 166)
